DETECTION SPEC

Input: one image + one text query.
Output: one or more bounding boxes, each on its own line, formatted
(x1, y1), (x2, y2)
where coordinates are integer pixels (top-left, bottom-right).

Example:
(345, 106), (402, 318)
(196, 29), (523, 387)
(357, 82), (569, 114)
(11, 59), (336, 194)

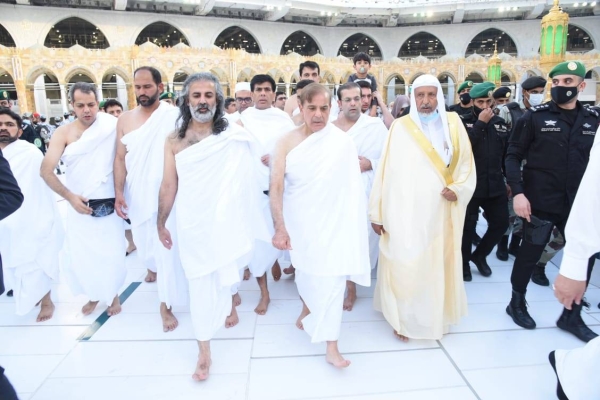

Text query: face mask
(68, 116), (75, 122)
(528, 93), (544, 107)
(189, 103), (215, 123)
(473, 105), (483, 117)
(460, 93), (471, 105)
(551, 86), (579, 105)
(359, 67), (366, 74)
(419, 111), (439, 123)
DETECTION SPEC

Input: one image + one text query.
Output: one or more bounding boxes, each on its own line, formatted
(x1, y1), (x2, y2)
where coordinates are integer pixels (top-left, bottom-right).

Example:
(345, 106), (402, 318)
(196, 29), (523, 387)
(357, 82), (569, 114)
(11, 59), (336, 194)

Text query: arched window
(135, 22), (189, 47)
(466, 29), (517, 57)
(214, 26), (260, 54)
(44, 18), (109, 49)
(280, 31), (320, 56)
(338, 34), (382, 60)
(465, 72), (484, 84)
(567, 25), (594, 52)
(399, 32), (446, 58)
(0, 24), (16, 47)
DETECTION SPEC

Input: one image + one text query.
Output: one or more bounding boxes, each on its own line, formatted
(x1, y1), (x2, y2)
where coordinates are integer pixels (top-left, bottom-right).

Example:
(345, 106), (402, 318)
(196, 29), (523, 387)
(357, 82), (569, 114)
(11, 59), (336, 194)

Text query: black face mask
(551, 86), (579, 105)
(460, 93), (471, 105)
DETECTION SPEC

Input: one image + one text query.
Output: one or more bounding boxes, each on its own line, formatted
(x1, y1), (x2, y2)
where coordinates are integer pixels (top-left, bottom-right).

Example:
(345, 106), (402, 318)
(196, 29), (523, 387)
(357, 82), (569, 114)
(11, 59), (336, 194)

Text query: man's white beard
(190, 104), (216, 123)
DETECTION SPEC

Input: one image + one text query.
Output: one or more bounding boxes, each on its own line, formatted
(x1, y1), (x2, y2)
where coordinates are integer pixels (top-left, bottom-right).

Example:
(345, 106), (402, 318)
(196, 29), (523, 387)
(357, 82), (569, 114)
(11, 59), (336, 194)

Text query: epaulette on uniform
(583, 104), (599, 117)
(530, 103), (549, 113)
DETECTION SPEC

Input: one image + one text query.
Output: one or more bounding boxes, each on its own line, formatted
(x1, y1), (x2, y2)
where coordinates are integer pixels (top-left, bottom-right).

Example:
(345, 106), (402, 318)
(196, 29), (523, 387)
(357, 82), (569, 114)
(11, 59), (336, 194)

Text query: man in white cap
(224, 82), (253, 124)
(369, 74), (476, 341)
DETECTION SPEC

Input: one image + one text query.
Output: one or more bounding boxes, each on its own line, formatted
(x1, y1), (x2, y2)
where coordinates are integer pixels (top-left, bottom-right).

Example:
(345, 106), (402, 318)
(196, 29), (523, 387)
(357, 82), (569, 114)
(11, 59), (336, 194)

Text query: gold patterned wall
(0, 43), (599, 113)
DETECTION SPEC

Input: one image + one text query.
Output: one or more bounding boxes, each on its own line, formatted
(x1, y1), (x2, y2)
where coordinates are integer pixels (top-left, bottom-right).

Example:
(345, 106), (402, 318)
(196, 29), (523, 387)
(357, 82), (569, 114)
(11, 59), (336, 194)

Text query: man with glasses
(224, 82), (253, 124)
(274, 91), (287, 111)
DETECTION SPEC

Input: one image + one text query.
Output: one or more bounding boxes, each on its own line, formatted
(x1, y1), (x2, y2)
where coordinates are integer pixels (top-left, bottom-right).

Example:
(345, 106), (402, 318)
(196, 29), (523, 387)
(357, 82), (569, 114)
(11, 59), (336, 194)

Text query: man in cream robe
(158, 72), (269, 381)
(238, 74), (295, 314)
(271, 83), (370, 368)
(369, 74), (476, 341)
(0, 109), (63, 322)
(41, 82), (126, 316)
(333, 82), (387, 311)
(114, 66), (186, 332)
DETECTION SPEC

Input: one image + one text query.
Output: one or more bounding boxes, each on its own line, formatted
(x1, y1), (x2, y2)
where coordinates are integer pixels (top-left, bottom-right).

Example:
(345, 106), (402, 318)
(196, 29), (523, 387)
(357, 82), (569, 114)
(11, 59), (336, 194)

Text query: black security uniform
(460, 110), (510, 276)
(448, 103), (472, 117)
(506, 101), (599, 293)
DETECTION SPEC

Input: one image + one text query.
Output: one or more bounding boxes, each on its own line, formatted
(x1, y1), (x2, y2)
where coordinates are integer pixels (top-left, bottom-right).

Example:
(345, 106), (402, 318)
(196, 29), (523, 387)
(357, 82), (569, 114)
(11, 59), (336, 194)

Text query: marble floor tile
(0, 326), (82, 355)
(0, 302), (103, 326)
(306, 386), (477, 400)
(0, 354), (65, 393)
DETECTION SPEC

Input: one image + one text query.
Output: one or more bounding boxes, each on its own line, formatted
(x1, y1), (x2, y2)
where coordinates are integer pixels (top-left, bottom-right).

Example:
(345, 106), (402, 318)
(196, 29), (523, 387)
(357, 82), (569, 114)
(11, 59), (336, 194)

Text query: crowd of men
(0, 52), (599, 398)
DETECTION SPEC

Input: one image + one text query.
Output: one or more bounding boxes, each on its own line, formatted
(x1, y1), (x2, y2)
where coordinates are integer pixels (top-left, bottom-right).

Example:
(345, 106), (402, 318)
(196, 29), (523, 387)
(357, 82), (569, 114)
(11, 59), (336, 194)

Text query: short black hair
(0, 108), (23, 128)
(353, 52), (371, 65)
(299, 61), (320, 76)
(275, 91), (286, 99)
(295, 79), (314, 91)
(224, 97), (236, 108)
(103, 99), (123, 112)
(356, 80), (372, 91)
(134, 66), (162, 85)
(69, 82), (98, 102)
(337, 82), (361, 101)
(250, 74), (276, 92)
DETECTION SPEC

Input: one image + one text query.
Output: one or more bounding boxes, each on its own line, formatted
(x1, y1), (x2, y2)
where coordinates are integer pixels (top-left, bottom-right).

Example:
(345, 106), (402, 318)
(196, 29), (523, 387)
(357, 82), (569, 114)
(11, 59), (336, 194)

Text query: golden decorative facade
(1, 39), (599, 114)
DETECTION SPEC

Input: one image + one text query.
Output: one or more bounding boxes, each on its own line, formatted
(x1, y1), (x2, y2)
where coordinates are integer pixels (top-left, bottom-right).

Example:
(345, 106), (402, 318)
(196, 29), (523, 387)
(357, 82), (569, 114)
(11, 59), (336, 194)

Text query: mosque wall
(0, 4), (599, 113)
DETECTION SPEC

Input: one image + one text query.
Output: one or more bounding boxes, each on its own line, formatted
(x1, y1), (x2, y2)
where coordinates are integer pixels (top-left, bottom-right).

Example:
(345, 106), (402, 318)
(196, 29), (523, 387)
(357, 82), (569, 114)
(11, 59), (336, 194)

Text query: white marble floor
(1, 216), (599, 400)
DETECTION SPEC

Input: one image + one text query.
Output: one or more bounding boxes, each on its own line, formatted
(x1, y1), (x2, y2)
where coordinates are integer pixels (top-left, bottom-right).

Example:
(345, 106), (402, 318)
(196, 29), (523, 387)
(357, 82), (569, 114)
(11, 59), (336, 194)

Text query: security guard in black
(459, 81), (509, 280)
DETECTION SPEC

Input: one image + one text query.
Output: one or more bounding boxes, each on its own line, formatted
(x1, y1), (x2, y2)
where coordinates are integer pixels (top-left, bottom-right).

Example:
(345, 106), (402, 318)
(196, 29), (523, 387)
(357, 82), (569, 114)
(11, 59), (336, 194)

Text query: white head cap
(408, 74), (452, 156)
(235, 82), (251, 94)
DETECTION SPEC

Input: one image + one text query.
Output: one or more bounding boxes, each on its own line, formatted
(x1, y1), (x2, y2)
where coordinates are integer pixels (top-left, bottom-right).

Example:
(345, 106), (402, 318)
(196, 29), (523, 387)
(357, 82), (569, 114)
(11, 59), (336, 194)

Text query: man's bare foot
(145, 269), (157, 283)
(36, 292), (55, 322)
(343, 281), (357, 311)
(82, 300), (99, 316)
(160, 302), (179, 332)
(225, 306), (239, 328)
(243, 268), (250, 280)
(296, 303), (310, 330)
(283, 265), (296, 275)
(326, 342), (351, 368)
(394, 330), (409, 342)
(254, 294), (270, 315)
(107, 296), (122, 316)
(232, 293), (241, 307)
(271, 262), (282, 281)
(192, 353), (211, 381)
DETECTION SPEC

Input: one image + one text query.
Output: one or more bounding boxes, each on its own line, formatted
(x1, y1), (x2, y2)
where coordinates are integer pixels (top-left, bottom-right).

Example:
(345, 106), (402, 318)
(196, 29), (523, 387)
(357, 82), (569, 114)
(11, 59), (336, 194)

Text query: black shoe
(472, 233), (482, 246)
(508, 234), (521, 257)
(556, 302), (599, 343)
(548, 351), (569, 400)
(463, 269), (472, 282)
(496, 235), (509, 261)
(470, 255), (492, 277)
(6, 289), (13, 297)
(506, 290), (536, 329)
(531, 263), (550, 286)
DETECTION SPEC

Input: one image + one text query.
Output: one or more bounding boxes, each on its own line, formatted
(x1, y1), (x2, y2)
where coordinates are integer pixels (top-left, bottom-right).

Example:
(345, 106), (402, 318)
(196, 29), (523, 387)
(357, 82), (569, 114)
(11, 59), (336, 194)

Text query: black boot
(496, 235), (509, 261)
(556, 301), (599, 343)
(548, 351), (569, 400)
(463, 264), (472, 282)
(531, 262), (550, 286)
(6, 290), (13, 297)
(470, 254), (492, 277)
(506, 290), (536, 329)
(472, 232), (482, 246)
(508, 234), (521, 257)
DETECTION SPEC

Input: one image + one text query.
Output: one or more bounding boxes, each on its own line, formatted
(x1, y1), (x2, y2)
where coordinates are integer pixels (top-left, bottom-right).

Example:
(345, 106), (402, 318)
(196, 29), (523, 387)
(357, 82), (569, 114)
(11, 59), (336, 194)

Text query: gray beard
(190, 104), (216, 123)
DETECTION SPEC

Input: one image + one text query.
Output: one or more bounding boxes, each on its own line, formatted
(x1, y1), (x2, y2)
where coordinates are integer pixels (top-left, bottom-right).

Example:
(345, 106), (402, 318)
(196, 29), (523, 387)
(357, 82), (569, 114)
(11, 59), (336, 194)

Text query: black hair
(69, 82), (98, 102)
(250, 74), (276, 92)
(295, 79), (314, 91)
(299, 61), (320, 76)
(275, 91), (285, 98)
(134, 66), (162, 85)
(224, 97), (236, 108)
(337, 82), (361, 101)
(353, 52), (371, 65)
(103, 99), (123, 111)
(0, 108), (22, 128)
(356, 80), (372, 90)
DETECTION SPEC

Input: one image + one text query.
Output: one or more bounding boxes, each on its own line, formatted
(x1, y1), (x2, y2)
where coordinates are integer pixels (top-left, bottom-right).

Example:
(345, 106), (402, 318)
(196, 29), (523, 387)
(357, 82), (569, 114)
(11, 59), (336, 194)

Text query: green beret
(160, 92), (175, 100)
(0, 90), (10, 101)
(470, 82), (496, 99)
(99, 100), (107, 108)
(549, 61), (586, 78)
(457, 81), (473, 93)
(493, 86), (512, 99)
